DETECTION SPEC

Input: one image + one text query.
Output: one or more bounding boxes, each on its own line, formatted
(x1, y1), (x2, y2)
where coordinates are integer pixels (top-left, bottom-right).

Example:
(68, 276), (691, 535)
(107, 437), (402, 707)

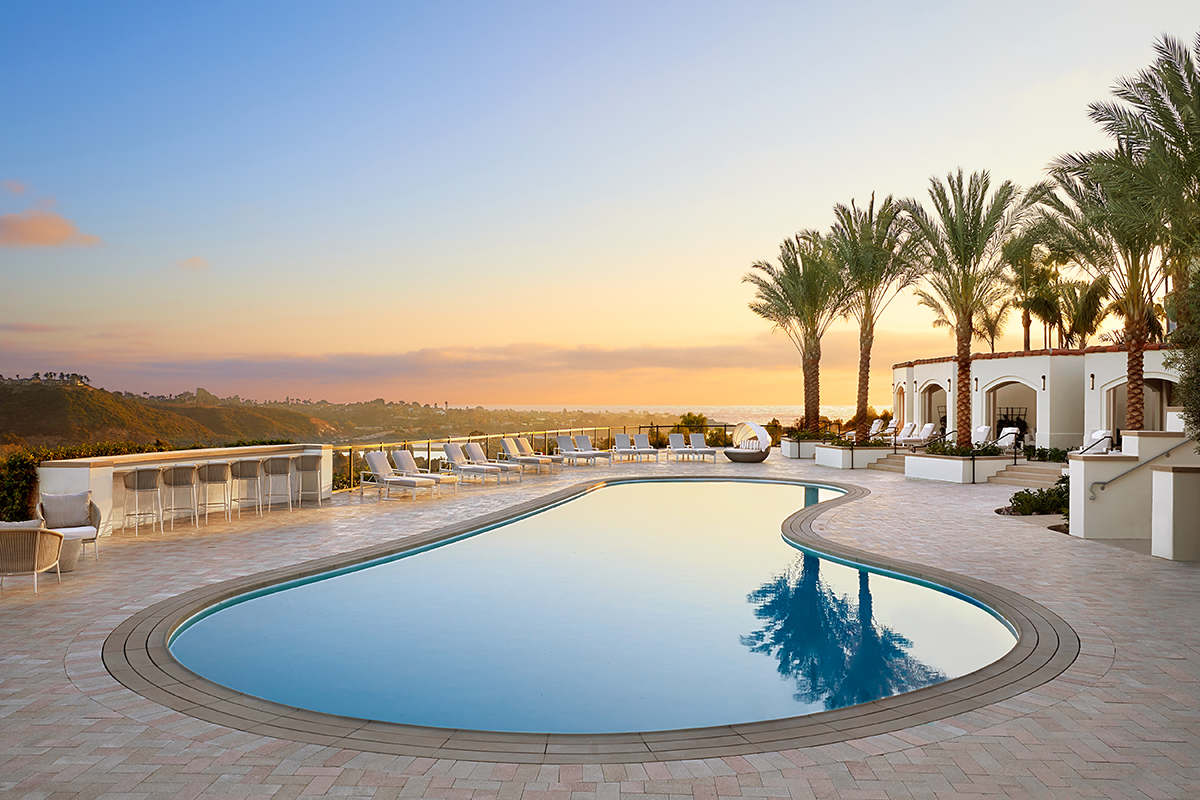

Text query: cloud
(0, 209), (101, 247)
(177, 256), (209, 272)
(0, 323), (61, 333)
(2, 180), (27, 195)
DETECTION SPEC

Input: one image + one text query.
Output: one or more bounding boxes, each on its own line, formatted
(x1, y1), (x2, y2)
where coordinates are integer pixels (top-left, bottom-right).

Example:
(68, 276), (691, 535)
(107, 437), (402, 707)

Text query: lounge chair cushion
(0, 520), (43, 530)
(39, 492), (92, 529)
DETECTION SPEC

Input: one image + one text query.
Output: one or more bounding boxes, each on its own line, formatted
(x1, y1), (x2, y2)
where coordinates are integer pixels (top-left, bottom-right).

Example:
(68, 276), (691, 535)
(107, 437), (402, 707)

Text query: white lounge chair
(846, 419), (884, 442)
(688, 433), (717, 462)
(612, 434), (642, 462)
(556, 436), (597, 466)
(993, 427), (1021, 449)
(392, 449), (459, 493)
(889, 422), (916, 445)
(572, 435), (613, 464)
(881, 419), (897, 439)
(360, 451), (437, 500)
(443, 442), (502, 483)
(500, 438), (553, 472)
(973, 425), (992, 445)
(899, 423), (936, 447)
(514, 437), (567, 467)
(632, 433), (661, 462)
(667, 433), (696, 462)
(464, 442), (522, 481)
(1081, 429), (1113, 454)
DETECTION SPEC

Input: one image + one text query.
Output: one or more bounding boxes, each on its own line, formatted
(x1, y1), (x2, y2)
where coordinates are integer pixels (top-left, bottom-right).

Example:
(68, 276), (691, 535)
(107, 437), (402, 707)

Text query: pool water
(170, 480), (1015, 733)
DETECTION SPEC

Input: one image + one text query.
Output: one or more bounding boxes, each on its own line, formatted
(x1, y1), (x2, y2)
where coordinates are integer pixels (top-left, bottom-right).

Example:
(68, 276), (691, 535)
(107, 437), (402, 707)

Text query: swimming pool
(169, 480), (1016, 734)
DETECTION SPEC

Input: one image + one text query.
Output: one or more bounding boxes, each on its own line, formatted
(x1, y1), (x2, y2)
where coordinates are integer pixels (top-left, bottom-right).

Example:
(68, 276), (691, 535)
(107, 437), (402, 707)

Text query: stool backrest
(198, 462), (230, 483)
(294, 455), (321, 472)
(263, 457), (292, 476)
(161, 466), (196, 488)
(123, 468), (160, 491)
(231, 459), (262, 479)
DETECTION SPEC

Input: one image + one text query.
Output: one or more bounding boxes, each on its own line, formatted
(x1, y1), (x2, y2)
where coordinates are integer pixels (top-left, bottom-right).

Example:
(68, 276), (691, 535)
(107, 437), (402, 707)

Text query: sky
(2, 2), (1198, 409)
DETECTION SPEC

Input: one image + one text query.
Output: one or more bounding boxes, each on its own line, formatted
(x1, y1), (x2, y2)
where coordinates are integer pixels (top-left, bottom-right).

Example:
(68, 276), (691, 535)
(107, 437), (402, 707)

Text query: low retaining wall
(905, 454), (1014, 484)
(814, 445), (893, 470)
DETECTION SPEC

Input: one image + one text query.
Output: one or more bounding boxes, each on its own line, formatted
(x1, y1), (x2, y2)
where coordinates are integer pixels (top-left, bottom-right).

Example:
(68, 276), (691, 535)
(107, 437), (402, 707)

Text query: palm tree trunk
(1125, 319), (1147, 431)
(855, 322), (874, 441)
(802, 352), (821, 434)
(955, 321), (973, 446)
(1022, 308), (1031, 351)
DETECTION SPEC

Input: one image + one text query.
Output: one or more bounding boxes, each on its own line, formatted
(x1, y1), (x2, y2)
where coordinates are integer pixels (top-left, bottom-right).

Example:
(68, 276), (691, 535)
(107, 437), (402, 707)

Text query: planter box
(781, 439), (820, 459)
(905, 453), (1013, 484)
(814, 445), (893, 470)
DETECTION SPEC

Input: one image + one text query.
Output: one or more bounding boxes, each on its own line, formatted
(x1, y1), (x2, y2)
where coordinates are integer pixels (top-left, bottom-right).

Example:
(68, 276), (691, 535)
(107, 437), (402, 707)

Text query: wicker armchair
(37, 496), (103, 560)
(0, 527), (64, 593)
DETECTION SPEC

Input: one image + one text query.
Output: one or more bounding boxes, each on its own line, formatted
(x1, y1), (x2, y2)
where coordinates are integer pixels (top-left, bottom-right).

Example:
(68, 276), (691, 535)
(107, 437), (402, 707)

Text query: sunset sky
(2, 2), (1197, 408)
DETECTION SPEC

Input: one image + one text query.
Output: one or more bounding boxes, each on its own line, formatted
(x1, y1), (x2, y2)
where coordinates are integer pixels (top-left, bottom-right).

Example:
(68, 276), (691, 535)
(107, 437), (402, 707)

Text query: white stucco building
(891, 343), (1182, 449)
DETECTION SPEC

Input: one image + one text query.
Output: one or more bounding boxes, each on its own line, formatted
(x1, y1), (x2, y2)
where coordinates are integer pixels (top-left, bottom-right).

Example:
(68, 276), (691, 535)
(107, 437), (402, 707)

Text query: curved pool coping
(102, 476), (1079, 764)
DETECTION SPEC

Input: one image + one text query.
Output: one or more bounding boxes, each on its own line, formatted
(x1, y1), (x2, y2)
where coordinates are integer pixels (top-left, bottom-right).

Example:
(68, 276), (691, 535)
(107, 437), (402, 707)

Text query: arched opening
(985, 380), (1037, 443)
(894, 385), (906, 427)
(1106, 378), (1178, 432)
(919, 383), (947, 433)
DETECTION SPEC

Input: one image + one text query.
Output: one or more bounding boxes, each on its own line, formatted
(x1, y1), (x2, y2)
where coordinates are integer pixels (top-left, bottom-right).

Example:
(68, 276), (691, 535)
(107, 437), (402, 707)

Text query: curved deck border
(103, 476), (1079, 764)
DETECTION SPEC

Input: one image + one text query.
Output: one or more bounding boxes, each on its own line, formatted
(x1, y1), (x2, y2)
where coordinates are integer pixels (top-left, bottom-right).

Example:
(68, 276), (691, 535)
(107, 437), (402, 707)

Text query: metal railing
(1088, 437), (1198, 500)
(331, 422), (793, 491)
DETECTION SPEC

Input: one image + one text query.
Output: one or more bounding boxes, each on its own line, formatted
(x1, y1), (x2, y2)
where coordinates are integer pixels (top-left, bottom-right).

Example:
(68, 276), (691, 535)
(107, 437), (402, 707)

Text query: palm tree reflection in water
(742, 553), (945, 709)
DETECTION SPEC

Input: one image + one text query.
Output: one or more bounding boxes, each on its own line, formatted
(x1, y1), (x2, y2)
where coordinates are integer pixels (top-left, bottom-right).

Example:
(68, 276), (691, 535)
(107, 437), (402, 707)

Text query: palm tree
(827, 194), (918, 441)
(904, 169), (1046, 445)
(1059, 275), (1112, 348)
(976, 297), (1014, 353)
(745, 232), (851, 433)
(1087, 32), (1200, 327)
(1042, 160), (1166, 429)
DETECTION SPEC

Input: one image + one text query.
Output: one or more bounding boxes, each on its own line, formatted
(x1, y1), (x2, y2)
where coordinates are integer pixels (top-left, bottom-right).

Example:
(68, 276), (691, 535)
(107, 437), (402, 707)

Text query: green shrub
(1008, 475), (1070, 516)
(925, 441), (1002, 457)
(1022, 446), (1070, 463)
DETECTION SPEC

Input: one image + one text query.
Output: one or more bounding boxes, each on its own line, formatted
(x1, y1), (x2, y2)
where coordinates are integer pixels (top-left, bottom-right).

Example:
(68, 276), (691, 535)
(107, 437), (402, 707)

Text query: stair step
(987, 476), (1062, 488)
(867, 462), (907, 473)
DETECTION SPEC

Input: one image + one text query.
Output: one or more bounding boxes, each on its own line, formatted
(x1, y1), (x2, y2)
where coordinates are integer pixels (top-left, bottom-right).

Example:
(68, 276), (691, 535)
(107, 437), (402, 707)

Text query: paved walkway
(2, 456), (1198, 798)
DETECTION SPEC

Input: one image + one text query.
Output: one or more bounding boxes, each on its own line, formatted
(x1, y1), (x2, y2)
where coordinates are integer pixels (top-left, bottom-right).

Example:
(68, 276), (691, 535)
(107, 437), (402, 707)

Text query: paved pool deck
(2, 456), (1198, 798)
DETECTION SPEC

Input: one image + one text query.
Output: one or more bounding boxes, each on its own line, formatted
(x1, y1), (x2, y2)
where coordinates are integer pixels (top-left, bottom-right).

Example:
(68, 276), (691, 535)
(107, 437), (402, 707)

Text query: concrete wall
(1069, 431), (1200, 540)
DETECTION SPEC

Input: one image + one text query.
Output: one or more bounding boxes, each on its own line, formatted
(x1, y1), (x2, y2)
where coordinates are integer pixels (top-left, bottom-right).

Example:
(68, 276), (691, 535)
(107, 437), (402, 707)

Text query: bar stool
(197, 461), (232, 523)
(295, 455), (322, 508)
(262, 456), (293, 512)
(122, 467), (163, 535)
(230, 459), (263, 518)
(161, 465), (199, 530)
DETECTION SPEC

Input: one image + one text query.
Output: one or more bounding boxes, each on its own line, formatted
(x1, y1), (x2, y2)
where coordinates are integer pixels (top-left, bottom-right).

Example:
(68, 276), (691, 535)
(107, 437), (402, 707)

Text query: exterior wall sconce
(974, 378), (978, 392)
(1041, 375), (1046, 390)
(1090, 373), (1095, 390)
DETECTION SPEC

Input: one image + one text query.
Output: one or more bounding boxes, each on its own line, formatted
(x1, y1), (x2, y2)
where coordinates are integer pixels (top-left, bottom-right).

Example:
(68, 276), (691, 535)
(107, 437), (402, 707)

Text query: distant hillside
(146, 402), (338, 442)
(0, 383), (338, 448)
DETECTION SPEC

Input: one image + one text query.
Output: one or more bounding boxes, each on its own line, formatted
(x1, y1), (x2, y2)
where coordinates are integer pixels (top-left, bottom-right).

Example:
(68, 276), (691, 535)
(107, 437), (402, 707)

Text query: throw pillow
(40, 491), (92, 529)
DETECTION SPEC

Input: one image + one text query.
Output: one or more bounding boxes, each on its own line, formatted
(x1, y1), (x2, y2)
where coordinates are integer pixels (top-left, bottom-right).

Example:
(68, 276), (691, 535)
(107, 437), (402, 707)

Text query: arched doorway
(985, 380), (1038, 443)
(919, 383), (947, 433)
(1106, 378), (1178, 432)
(894, 385), (906, 427)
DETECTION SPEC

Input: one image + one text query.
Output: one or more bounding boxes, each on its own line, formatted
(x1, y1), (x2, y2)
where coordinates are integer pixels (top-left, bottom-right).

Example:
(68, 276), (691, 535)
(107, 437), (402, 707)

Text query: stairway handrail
(1088, 437), (1198, 500)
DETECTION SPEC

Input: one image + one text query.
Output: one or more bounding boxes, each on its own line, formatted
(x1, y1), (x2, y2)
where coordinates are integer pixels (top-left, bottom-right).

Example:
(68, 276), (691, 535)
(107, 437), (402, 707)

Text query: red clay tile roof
(892, 342), (1178, 370)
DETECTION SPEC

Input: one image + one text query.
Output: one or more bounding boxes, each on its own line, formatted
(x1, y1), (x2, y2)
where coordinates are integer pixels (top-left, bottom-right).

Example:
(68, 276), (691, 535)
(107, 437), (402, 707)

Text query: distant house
(892, 344), (1182, 448)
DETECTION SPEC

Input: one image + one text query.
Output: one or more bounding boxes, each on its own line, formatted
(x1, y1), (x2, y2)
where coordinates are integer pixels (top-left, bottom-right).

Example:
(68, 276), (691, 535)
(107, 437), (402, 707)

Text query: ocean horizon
(485, 404), (889, 424)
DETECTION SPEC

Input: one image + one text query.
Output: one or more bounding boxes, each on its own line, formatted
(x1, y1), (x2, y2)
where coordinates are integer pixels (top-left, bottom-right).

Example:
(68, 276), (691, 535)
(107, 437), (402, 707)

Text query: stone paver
(2, 455), (1198, 798)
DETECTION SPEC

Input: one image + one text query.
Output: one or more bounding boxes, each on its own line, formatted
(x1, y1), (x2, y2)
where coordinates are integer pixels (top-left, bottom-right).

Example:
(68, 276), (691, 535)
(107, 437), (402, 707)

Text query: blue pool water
(170, 480), (1016, 733)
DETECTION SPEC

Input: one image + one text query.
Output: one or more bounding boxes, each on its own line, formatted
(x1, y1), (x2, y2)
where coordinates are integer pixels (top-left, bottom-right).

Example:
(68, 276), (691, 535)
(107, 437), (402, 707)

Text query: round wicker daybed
(723, 422), (771, 462)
